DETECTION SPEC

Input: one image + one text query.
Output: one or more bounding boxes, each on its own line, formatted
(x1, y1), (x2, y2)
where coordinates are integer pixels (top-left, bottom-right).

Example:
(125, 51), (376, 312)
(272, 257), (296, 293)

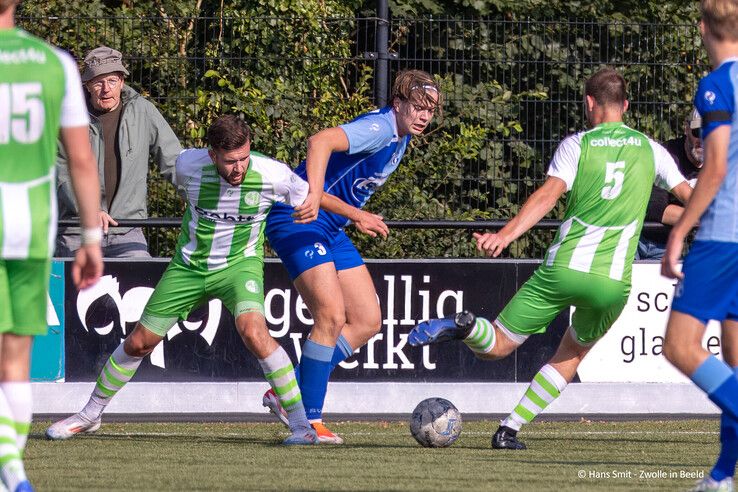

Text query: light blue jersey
(266, 106), (411, 279)
(268, 106), (409, 233)
(694, 58), (738, 243)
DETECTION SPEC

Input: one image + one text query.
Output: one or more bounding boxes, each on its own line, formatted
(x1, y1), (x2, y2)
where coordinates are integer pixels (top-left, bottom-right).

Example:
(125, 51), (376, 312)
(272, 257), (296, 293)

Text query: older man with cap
(55, 46), (182, 257)
(636, 108), (702, 260)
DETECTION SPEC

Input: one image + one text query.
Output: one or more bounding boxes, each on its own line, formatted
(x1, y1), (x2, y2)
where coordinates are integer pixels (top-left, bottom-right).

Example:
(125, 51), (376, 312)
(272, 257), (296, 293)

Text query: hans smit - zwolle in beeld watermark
(576, 469), (705, 480)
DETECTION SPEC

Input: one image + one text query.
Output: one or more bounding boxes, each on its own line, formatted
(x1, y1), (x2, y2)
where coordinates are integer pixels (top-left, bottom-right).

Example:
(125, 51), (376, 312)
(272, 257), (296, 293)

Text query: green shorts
(140, 258), (265, 337)
(497, 266), (630, 345)
(0, 259), (51, 336)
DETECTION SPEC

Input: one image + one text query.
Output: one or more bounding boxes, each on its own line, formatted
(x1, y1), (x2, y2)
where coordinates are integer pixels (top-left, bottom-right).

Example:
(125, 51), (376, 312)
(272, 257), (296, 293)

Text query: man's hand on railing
(99, 211), (119, 233)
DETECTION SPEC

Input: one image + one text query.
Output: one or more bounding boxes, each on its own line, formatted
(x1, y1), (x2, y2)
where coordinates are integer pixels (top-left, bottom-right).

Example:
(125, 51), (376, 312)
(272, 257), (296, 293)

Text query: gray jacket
(56, 85), (182, 234)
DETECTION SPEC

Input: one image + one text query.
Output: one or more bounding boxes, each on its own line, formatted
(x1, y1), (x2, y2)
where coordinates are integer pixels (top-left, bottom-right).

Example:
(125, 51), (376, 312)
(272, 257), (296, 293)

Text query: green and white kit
(497, 122), (685, 344)
(140, 148), (308, 336)
(0, 28), (88, 334)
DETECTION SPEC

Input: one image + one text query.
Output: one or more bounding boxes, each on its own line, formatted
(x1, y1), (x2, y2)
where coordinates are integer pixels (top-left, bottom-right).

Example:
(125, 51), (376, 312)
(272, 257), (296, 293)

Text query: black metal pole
(375, 0), (389, 107)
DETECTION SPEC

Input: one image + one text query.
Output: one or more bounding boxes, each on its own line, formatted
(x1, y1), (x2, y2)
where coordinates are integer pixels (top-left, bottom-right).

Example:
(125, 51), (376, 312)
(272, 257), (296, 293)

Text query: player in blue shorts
(662, 1), (738, 490)
(263, 70), (442, 443)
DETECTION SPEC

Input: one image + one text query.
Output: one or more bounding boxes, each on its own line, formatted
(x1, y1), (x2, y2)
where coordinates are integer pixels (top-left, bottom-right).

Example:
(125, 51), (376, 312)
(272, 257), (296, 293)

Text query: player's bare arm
(662, 125), (730, 279)
(292, 127), (350, 222)
(474, 176), (567, 257)
(316, 192), (388, 238)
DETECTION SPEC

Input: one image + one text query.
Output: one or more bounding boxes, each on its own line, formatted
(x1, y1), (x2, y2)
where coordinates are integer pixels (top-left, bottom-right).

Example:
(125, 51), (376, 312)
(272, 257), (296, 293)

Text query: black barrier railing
(58, 219), (672, 230)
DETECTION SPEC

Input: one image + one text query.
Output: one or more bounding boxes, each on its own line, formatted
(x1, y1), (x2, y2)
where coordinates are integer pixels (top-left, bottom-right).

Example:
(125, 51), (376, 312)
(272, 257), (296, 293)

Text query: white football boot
(45, 413), (101, 440)
(262, 388), (289, 427)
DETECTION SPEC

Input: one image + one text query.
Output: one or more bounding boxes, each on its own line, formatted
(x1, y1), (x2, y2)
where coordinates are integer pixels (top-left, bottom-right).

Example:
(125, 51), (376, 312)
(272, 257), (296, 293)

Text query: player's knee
(662, 337), (681, 366)
(124, 336), (155, 358)
(313, 309), (346, 338)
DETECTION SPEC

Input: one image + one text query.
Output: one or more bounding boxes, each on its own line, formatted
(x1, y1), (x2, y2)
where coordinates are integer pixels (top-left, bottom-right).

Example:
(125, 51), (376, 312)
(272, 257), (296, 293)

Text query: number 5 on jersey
(0, 83), (45, 144)
(601, 160), (625, 200)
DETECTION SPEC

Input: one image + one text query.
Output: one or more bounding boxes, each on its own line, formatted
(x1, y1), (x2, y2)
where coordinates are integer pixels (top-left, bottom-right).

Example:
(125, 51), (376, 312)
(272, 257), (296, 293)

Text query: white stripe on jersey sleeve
(251, 156), (309, 206)
(547, 132), (583, 191)
(176, 148), (211, 188)
(649, 139), (687, 191)
(53, 48), (89, 129)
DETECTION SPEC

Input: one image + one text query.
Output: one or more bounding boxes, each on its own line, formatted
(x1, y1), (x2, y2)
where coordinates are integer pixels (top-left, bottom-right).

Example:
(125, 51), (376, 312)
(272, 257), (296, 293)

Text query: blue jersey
(269, 106), (410, 233)
(694, 58), (738, 243)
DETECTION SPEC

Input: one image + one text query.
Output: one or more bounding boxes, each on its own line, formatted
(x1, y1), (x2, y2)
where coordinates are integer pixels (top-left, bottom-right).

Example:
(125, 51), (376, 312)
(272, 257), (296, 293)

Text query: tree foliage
(17, 1), (704, 258)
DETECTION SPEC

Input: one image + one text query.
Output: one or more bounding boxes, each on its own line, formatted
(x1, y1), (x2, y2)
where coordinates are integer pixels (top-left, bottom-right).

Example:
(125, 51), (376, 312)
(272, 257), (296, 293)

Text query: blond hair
(701, 0), (738, 42)
(391, 70), (443, 115)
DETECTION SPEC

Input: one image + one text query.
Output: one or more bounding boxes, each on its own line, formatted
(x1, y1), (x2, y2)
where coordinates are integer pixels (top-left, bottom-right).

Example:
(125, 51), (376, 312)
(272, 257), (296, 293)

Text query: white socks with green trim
(463, 317), (497, 354)
(0, 383), (31, 491)
(502, 364), (568, 431)
(81, 343), (144, 422)
(259, 347), (310, 432)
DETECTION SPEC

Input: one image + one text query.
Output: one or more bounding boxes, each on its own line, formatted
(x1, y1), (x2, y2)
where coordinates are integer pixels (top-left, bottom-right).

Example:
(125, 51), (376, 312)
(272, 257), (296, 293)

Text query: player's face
(86, 73), (124, 112)
(210, 141), (251, 186)
(394, 91), (438, 137)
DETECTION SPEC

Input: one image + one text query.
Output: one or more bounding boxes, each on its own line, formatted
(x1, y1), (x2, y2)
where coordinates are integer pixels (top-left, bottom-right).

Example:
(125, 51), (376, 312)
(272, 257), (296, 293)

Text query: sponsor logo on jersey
(704, 90), (716, 105)
(194, 205), (255, 223)
(370, 123), (381, 132)
(590, 136), (642, 148)
(244, 192), (260, 206)
(0, 48), (46, 65)
(245, 280), (260, 293)
(351, 174), (389, 202)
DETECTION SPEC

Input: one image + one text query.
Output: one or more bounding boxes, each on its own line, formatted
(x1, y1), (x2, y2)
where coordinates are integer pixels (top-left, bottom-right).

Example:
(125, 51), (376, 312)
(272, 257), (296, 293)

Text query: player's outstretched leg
(409, 311), (501, 358)
(408, 311), (476, 346)
(46, 327), (152, 440)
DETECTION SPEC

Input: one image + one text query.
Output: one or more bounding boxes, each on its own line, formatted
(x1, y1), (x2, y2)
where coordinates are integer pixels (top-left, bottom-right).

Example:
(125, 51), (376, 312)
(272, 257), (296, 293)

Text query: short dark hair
(207, 115), (251, 151)
(585, 68), (627, 107)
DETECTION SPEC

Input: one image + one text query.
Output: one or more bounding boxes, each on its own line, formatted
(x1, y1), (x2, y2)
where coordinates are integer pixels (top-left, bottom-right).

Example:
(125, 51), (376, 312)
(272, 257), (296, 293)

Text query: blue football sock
(711, 366), (738, 481)
(293, 335), (353, 385)
(299, 339), (334, 422)
(692, 356), (738, 421)
(329, 335), (354, 372)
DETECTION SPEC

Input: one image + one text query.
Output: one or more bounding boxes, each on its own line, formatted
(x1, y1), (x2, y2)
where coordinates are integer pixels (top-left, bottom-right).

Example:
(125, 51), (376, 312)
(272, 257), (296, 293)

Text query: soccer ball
(409, 397), (462, 448)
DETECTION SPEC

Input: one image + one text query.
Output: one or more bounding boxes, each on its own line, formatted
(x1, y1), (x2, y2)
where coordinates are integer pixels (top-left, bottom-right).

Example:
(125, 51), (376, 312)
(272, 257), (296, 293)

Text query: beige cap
(81, 46), (129, 82)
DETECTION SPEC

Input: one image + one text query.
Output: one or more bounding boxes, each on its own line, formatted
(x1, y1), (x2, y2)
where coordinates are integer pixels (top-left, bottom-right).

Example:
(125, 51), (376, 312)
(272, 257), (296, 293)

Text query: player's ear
(623, 99), (629, 113)
(208, 148), (216, 163)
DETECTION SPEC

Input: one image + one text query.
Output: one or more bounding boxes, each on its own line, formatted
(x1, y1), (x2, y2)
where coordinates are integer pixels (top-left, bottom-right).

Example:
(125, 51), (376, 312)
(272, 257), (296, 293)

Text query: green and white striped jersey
(173, 148), (308, 271)
(544, 122), (685, 283)
(0, 28), (89, 259)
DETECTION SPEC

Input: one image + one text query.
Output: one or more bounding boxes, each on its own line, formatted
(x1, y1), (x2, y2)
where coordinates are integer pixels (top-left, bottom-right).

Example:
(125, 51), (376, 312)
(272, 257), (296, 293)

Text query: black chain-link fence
(18, 14), (706, 257)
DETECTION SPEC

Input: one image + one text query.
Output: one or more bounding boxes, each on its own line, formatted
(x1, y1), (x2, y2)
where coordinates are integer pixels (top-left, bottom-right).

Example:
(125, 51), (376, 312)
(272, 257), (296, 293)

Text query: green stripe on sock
(0, 453), (20, 467)
(281, 394), (302, 410)
(95, 376), (116, 397)
(513, 404), (536, 423)
(470, 323), (489, 344)
(110, 356), (136, 378)
(266, 365), (293, 381)
(0, 417), (15, 430)
(0, 437), (17, 447)
(525, 387), (549, 410)
(103, 366), (126, 389)
(274, 379), (298, 397)
(534, 373), (560, 399)
(12, 422), (29, 436)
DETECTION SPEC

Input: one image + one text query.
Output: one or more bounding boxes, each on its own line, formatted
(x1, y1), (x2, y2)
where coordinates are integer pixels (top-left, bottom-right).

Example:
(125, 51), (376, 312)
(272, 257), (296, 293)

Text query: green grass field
(27, 419), (719, 491)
